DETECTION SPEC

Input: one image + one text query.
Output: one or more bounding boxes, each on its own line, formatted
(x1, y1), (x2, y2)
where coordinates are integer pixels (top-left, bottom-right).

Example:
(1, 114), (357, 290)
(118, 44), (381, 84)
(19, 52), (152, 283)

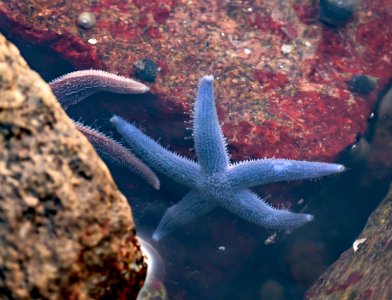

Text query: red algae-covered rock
(0, 33), (146, 300)
(305, 180), (392, 300)
(305, 87), (392, 299)
(0, 0), (391, 162)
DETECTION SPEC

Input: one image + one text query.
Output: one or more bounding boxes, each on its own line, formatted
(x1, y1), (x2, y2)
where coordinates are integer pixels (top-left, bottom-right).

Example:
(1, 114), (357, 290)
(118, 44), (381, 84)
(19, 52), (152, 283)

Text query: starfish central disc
(111, 75), (346, 241)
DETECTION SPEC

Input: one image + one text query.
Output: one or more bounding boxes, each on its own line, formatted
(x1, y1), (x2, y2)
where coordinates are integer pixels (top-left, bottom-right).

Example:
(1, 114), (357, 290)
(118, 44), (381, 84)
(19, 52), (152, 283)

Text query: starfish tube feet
(49, 69), (149, 109)
(110, 115), (201, 189)
(76, 122), (160, 190)
(193, 75), (230, 174)
(227, 159), (345, 188)
(152, 191), (217, 241)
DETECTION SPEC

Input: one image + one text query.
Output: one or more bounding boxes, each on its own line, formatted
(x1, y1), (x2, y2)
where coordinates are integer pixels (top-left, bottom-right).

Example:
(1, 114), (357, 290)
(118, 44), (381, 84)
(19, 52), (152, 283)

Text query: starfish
(49, 70), (160, 190)
(49, 69), (149, 109)
(110, 75), (345, 241)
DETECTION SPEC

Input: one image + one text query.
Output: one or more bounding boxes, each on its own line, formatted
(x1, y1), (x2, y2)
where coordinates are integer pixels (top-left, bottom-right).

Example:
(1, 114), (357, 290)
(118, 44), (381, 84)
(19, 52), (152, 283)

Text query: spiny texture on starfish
(49, 70), (160, 190)
(75, 122), (160, 190)
(49, 69), (149, 109)
(111, 75), (345, 241)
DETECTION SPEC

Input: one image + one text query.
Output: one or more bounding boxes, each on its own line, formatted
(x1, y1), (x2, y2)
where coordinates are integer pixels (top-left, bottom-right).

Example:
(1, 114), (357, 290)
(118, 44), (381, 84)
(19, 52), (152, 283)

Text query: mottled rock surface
(305, 180), (392, 299)
(1, 2), (391, 299)
(305, 88), (392, 299)
(0, 0), (391, 162)
(0, 34), (146, 299)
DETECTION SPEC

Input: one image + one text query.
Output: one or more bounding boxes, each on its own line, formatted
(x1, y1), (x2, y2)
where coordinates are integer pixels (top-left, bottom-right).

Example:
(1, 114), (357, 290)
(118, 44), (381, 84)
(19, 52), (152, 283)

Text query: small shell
(319, 0), (356, 26)
(133, 58), (157, 83)
(349, 74), (376, 95)
(77, 12), (96, 29)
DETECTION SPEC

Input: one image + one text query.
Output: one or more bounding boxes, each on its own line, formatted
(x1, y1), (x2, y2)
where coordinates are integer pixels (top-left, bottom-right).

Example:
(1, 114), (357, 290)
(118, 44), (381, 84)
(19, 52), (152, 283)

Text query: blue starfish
(110, 75), (345, 241)
(49, 70), (160, 190)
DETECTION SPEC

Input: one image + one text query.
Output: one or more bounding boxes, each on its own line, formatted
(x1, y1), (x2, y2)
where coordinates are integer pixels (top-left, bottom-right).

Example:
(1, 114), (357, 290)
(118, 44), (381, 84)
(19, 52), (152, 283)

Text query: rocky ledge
(0, 33), (146, 300)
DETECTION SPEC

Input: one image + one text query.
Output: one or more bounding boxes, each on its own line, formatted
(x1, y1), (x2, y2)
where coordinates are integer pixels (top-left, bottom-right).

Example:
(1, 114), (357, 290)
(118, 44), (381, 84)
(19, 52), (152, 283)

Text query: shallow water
(4, 32), (391, 300)
(69, 90), (389, 299)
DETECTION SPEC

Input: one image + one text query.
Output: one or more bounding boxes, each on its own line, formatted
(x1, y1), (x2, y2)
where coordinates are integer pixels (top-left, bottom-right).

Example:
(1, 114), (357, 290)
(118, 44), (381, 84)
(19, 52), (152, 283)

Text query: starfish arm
(193, 75), (230, 174)
(152, 191), (217, 241)
(227, 159), (345, 188)
(222, 189), (314, 231)
(49, 70), (149, 109)
(110, 115), (201, 188)
(76, 122), (160, 190)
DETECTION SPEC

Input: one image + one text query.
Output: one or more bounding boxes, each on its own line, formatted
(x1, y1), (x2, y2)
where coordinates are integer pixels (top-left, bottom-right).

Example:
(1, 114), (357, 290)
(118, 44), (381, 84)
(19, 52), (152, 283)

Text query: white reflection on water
(137, 235), (167, 300)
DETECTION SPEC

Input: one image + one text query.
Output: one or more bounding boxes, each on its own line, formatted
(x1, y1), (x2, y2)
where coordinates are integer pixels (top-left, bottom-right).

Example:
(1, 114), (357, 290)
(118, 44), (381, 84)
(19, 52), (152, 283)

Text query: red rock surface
(302, 85), (392, 300)
(1, 3), (391, 297)
(1, 0), (391, 162)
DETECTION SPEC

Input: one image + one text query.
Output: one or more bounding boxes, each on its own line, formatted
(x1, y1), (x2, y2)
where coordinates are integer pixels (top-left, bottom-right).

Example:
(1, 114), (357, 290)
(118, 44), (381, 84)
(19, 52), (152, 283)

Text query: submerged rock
(0, 33), (146, 299)
(1, 1), (391, 298)
(0, 0), (391, 162)
(306, 87), (392, 300)
(305, 180), (392, 299)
